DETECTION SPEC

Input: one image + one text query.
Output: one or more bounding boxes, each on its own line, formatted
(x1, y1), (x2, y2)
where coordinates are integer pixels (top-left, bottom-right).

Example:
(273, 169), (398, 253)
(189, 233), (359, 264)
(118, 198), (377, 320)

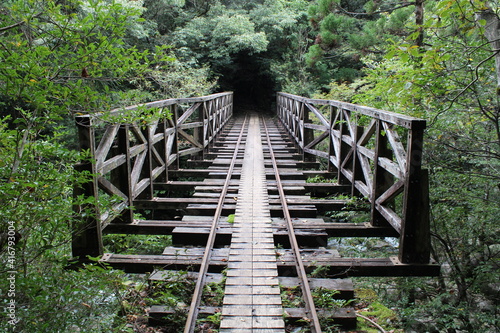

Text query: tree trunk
(476, 9), (500, 93)
(414, 0), (425, 48)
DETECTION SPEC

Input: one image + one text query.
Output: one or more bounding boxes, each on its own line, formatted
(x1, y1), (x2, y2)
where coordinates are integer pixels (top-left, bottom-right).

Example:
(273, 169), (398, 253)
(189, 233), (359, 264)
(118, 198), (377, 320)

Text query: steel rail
(184, 115), (248, 333)
(261, 116), (323, 333)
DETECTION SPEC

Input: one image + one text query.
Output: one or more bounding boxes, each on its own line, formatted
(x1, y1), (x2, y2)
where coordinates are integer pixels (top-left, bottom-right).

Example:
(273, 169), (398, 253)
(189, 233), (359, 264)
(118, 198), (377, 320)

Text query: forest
(0, 0), (498, 332)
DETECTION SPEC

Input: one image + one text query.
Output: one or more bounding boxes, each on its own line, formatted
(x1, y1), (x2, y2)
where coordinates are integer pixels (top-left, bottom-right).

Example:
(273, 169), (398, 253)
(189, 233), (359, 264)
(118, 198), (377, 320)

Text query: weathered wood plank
(97, 176), (128, 200)
(148, 305), (356, 329)
(279, 92), (426, 130)
(95, 124), (120, 168)
(383, 123), (407, 172)
(99, 154), (127, 174)
(100, 251), (440, 276)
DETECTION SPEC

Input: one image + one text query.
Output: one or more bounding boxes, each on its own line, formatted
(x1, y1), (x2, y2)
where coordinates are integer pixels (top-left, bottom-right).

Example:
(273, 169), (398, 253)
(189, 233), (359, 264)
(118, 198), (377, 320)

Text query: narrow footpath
(219, 114), (285, 332)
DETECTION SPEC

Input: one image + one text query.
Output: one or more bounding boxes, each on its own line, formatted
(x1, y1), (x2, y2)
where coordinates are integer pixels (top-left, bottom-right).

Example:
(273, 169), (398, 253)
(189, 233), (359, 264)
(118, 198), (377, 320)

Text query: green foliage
(310, 264), (329, 278)
(135, 60), (217, 99)
(148, 271), (195, 307)
(305, 44), (324, 67)
(317, 0), (338, 16)
(171, 4), (269, 69)
(103, 234), (172, 255)
(0, 0), (156, 117)
(0, 1), (194, 331)
(331, 237), (398, 258)
(0, 0), (163, 271)
(320, 30), (338, 47)
(200, 311), (221, 326)
(280, 285), (304, 308)
(320, 13), (343, 32)
(305, 0), (420, 86)
(312, 287), (346, 308)
(340, 1), (500, 331)
(250, 0), (304, 38)
(202, 280), (225, 307)
(313, 80), (367, 103)
(305, 175), (337, 183)
(149, 0), (319, 97)
(357, 301), (399, 332)
(0, 262), (126, 332)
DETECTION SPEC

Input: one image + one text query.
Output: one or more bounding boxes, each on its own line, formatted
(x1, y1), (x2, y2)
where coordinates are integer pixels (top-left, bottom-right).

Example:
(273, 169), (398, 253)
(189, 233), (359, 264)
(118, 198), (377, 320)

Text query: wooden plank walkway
(220, 114), (285, 332)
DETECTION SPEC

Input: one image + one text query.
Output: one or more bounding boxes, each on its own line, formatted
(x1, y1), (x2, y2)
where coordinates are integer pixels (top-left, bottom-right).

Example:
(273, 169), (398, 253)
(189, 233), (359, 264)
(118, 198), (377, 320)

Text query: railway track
(184, 115), (249, 332)
(261, 114), (322, 332)
(100, 112), (437, 331)
(176, 113), (334, 331)
(160, 112), (328, 331)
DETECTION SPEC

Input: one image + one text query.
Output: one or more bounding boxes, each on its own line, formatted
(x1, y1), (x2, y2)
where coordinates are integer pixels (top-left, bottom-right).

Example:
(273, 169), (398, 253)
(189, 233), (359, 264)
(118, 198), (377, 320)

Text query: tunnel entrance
(217, 52), (275, 114)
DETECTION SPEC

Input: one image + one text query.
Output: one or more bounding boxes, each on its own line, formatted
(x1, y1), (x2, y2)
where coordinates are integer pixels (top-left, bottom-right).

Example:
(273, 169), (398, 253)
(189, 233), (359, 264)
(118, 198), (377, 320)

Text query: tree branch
(338, 2), (416, 17)
(429, 50), (499, 127)
(0, 12), (43, 33)
(356, 313), (387, 333)
(0, 20), (26, 33)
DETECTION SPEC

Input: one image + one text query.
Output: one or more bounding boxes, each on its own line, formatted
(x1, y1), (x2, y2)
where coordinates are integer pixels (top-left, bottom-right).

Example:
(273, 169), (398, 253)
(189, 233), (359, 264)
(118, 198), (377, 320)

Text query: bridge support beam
(72, 115), (103, 259)
(399, 130), (430, 264)
(371, 119), (394, 227)
(303, 106), (316, 162)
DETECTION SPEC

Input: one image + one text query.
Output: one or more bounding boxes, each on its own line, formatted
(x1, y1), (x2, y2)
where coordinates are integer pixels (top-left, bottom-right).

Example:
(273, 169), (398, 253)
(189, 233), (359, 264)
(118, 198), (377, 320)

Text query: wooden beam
(72, 116), (103, 259)
(100, 251), (440, 276)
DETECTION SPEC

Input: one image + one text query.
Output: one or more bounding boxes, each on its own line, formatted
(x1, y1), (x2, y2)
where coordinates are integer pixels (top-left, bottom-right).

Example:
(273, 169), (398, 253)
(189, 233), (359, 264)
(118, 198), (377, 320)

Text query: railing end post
(399, 169), (431, 264)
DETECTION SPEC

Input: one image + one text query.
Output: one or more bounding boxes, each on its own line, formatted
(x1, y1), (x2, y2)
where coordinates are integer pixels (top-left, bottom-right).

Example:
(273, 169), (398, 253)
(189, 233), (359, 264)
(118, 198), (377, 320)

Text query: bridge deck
(73, 92), (440, 331)
(220, 114), (285, 331)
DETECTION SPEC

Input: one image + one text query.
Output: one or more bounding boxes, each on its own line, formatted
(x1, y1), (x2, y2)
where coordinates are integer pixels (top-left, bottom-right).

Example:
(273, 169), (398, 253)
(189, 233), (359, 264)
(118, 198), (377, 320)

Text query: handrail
(278, 92), (426, 130)
(72, 92), (233, 259)
(276, 92), (430, 264)
(83, 92), (235, 121)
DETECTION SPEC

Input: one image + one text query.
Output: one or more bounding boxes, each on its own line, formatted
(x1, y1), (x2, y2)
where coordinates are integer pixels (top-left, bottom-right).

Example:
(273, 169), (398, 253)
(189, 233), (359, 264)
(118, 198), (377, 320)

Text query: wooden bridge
(72, 92), (439, 332)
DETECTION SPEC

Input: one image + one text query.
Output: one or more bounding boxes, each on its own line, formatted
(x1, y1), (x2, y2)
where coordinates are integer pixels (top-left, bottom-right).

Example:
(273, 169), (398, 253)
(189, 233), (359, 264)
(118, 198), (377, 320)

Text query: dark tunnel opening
(217, 52), (276, 115)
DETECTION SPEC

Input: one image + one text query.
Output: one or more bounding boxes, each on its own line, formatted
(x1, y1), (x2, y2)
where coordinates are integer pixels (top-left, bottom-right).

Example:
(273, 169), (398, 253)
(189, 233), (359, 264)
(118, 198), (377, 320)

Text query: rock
(477, 299), (495, 312)
(371, 239), (392, 249)
(407, 317), (439, 333)
(480, 282), (500, 301)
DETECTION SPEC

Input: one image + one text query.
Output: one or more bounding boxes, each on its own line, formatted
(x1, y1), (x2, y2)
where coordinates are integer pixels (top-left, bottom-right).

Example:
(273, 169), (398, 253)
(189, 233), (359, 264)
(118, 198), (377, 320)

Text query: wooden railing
(277, 92), (430, 264)
(72, 92), (233, 259)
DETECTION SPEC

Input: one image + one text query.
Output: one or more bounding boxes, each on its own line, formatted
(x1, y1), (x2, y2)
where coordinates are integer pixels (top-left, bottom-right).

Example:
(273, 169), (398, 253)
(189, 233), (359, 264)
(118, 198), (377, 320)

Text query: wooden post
(215, 97), (222, 136)
(202, 102), (209, 156)
(292, 100), (301, 149)
(165, 105), (178, 177)
(328, 105), (339, 174)
(113, 125), (134, 223)
(156, 118), (168, 183)
(399, 129), (430, 264)
(137, 124), (154, 200)
(285, 96), (294, 139)
(302, 103), (315, 162)
(351, 124), (365, 197)
(371, 120), (393, 227)
(277, 95), (287, 136)
(193, 103), (205, 160)
(337, 108), (350, 185)
(206, 101), (215, 151)
(172, 104), (180, 171)
(72, 115), (103, 259)
(228, 93), (233, 120)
